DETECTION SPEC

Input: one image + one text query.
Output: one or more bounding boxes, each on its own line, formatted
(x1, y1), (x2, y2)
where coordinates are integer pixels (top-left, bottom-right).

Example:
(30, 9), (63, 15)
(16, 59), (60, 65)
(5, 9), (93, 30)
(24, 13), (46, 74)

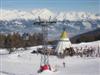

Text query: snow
(0, 73), (8, 75)
(0, 49), (9, 55)
(38, 70), (53, 75)
(0, 41), (100, 75)
(0, 9), (100, 21)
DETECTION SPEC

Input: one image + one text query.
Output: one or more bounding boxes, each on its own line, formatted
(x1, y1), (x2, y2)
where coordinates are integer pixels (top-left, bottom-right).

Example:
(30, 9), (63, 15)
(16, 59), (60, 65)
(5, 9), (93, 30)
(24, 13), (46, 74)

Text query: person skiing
(63, 62), (66, 68)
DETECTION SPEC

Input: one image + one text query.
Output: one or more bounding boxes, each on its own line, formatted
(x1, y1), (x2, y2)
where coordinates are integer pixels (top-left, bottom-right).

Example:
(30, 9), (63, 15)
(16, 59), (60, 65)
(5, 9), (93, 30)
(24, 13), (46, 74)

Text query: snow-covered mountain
(0, 9), (100, 37)
(0, 9), (100, 21)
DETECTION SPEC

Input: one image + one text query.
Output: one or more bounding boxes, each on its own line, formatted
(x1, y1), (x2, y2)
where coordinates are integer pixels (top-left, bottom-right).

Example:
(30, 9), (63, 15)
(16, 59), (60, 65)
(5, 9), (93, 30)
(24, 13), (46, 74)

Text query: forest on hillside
(0, 33), (43, 49)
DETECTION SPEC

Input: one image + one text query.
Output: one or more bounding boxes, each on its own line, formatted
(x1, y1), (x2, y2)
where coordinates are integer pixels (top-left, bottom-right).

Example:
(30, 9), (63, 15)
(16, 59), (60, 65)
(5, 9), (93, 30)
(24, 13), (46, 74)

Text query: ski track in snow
(0, 71), (15, 75)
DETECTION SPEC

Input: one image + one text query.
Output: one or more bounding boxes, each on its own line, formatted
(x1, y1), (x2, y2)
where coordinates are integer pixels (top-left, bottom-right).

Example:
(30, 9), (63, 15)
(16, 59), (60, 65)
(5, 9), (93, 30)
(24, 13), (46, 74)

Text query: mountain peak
(0, 9), (100, 21)
(31, 8), (54, 20)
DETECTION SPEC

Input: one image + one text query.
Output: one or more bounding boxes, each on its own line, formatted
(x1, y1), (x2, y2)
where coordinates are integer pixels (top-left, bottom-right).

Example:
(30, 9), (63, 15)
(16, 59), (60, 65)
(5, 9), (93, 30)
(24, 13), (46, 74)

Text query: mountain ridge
(70, 28), (100, 43)
(0, 9), (100, 21)
(0, 9), (100, 38)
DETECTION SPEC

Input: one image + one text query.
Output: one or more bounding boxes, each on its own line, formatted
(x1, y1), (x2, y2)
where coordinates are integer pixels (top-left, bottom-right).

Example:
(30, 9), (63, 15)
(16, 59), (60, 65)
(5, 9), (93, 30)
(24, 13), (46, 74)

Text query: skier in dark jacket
(63, 62), (66, 68)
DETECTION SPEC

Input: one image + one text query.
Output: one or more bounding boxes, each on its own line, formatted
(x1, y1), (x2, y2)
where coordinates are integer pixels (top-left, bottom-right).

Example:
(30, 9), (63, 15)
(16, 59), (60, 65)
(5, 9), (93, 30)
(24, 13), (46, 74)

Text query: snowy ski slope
(0, 41), (100, 75)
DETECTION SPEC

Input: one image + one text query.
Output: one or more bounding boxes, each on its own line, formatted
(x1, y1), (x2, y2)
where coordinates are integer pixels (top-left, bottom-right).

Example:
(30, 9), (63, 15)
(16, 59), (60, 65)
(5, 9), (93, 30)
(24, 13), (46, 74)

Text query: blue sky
(0, 0), (100, 13)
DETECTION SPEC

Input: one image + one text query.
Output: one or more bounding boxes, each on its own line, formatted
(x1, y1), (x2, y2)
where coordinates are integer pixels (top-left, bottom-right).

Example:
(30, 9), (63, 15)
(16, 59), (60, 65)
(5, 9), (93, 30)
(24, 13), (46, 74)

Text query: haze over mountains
(0, 9), (100, 39)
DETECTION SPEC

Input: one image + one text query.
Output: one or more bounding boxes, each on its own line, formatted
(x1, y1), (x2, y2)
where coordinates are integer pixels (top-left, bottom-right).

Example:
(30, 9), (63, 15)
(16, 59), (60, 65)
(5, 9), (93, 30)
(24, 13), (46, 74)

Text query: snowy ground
(0, 41), (100, 75)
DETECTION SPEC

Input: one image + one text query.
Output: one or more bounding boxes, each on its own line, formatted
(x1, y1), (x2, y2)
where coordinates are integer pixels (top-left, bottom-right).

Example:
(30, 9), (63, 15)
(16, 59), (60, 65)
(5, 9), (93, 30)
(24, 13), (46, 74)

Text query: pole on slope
(33, 16), (57, 72)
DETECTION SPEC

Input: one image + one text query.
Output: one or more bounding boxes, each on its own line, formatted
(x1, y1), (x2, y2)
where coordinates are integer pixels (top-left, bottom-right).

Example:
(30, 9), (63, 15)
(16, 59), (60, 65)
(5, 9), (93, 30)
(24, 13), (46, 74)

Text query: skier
(17, 54), (21, 57)
(63, 62), (66, 68)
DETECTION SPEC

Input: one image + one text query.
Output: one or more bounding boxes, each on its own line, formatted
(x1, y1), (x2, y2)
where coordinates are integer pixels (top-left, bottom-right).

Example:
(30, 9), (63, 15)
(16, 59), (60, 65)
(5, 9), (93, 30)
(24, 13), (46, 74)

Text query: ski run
(0, 41), (100, 75)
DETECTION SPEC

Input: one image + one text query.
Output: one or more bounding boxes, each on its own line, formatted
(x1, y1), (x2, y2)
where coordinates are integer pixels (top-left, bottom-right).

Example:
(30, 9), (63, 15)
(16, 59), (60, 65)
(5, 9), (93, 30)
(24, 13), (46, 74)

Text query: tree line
(0, 32), (43, 51)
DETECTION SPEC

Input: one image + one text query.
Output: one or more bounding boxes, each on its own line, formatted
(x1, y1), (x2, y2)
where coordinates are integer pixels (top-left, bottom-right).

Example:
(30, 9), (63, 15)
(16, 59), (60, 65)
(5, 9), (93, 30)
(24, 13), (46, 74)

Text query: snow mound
(0, 73), (8, 75)
(38, 70), (53, 75)
(0, 49), (9, 55)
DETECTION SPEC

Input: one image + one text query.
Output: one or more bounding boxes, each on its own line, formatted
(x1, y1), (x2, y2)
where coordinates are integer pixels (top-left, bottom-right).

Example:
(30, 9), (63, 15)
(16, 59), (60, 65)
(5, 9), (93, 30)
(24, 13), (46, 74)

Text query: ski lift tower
(33, 16), (56, 72)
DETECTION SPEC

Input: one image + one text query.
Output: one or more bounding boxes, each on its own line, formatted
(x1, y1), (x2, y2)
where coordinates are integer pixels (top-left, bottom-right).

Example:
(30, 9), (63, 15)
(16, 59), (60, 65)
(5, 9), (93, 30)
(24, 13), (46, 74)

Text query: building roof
(60, 31), (68, 40)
